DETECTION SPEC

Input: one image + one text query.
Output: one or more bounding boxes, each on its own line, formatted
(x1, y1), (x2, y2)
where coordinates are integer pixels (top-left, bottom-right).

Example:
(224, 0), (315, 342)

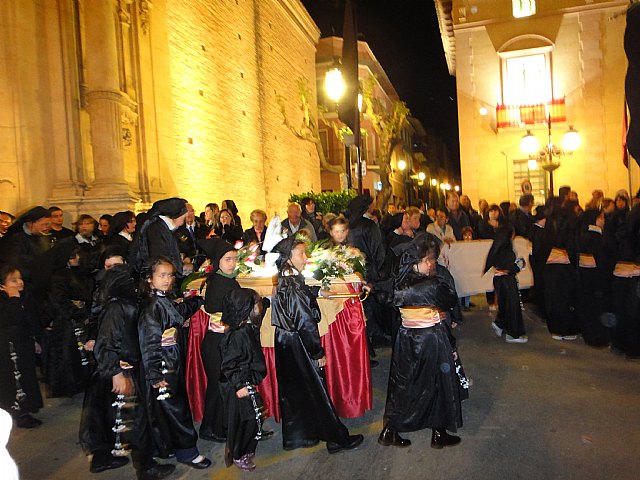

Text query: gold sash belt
(207, 311), (226, 333)
(399, 307), (441, 328)
(161, 327), (177, 347)
(578, 254), (597, 268)
(613, 262), (640, 278)
(547, 248), (570, 265)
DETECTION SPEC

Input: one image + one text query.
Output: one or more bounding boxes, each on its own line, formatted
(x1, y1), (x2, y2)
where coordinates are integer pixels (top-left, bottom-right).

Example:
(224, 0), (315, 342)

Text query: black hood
(345, 195), (373, 221)
(99, 264), (137, 304)
(221, 288), (255, 329)
(198, 237), (235, 271)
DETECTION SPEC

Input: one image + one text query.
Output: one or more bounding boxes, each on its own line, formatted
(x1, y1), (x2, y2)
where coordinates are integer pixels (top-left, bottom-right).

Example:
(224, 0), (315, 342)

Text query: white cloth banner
(438, 237), (533, 297)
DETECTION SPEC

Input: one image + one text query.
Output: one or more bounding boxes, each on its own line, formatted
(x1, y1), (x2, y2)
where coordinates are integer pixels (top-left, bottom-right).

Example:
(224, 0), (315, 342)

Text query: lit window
(512, 0), (536, 18)
(502, 52), (551, 105)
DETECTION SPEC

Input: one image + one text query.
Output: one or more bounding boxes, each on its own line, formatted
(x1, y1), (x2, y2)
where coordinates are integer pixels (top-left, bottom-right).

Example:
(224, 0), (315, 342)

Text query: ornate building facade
(435, 0), (638, 205)
(0, 0), (321, 224)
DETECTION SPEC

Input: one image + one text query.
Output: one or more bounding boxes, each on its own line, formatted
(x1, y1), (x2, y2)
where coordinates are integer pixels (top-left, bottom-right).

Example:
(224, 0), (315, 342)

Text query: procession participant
(195, 238), (240, 442)
(0, 265), (43, 429)
(106, 211), (136, 258)
(130, 197), (189, 283)
(281, 203), (317, 242)
(575, 209), (610, 347)
(138, 257), (211, 469)
(378, 234), (463, 449)
(485, 224), (528, 343)
(219, 289), (268, 472)
(270, 236), (363, 454)
(221, 200), (243, 231)
(174, 203), (206, 268)
(79, 265), (175, 479)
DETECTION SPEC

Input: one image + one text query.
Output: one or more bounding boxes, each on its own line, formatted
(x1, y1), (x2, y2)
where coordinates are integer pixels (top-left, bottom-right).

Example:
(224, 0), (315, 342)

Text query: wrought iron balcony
(496, 98), (566, 129)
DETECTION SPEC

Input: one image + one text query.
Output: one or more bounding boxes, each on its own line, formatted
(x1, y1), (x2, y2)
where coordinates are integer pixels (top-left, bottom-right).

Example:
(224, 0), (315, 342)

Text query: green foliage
(289, 190), (357, 215)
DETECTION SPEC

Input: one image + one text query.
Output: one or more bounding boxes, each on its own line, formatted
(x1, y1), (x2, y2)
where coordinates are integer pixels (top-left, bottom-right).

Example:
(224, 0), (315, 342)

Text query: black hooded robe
(138, 293), (203, 461)
(271, 272), (350, 449)
(384, 274), (462, 433)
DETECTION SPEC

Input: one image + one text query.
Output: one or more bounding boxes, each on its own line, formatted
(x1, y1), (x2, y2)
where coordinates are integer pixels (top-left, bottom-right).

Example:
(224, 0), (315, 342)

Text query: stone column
(82, 0), (137, 209)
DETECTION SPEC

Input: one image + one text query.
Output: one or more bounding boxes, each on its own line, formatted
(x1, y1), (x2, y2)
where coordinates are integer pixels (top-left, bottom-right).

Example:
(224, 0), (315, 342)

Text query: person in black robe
(130, 198), (189, 283)
(270, 236), (363, 454)
(0, 265), (43, 429)
(542, 198), (580, 340)
(198, 238), (240, 442)
(575, 209), (610, 347)
(44, 242), (94, 396)
(219, 288), (267, 471)
(484, 223), (527, 343)
(346, 194), (389, 349)
(48, 206), (75, 242)
(78, 265), (175, 479)
(106, 211), (136, 259)
(138, 256), (211, 469)
(378, 234), (463, 449)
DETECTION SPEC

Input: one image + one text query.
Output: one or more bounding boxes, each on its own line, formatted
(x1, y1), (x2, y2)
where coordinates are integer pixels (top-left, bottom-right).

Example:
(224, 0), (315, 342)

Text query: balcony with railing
(496, 98), (566, 129)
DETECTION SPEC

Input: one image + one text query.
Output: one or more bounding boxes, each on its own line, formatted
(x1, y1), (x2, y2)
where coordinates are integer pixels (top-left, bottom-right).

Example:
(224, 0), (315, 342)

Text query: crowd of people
(0, 184), (639, 478)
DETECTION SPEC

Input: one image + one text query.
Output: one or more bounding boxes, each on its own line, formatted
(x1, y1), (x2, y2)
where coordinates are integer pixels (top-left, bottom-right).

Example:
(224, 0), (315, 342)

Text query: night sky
(301, 0), (460, 163)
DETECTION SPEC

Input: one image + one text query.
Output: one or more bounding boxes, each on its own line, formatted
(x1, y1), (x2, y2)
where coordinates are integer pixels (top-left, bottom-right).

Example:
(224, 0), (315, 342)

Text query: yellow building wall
(454, 1), (636, 206)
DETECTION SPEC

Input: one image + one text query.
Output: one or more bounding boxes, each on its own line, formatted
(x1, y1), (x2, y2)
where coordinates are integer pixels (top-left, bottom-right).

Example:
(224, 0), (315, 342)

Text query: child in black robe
(220, 288), (267, 471)
(484, 224), (528, 343)
(138, 256), (211, 469)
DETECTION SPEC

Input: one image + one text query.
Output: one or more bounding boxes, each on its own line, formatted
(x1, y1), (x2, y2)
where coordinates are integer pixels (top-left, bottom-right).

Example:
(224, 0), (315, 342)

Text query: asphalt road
(8, 296), (640, 480)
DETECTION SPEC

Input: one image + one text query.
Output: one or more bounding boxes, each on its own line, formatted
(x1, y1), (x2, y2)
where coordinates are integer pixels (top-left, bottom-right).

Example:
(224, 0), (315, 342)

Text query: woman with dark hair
(378, 234), (463, 449)
(214, 209), (243, 245)
(107, 211), (136, 257)
(0, 265), (43, 428)
(221, 200), (242, 231)
(300, 197), (324, 239)
(270, 236), (363, 454)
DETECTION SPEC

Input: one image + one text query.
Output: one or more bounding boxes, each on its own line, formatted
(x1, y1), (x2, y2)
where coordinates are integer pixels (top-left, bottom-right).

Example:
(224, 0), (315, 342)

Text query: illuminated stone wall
(164, 0), (321, 221)
(0, 0), (320, 226)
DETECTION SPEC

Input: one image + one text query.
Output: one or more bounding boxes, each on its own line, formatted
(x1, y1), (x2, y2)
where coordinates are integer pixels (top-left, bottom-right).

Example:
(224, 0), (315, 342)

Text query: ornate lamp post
(520, 115), (580, 197)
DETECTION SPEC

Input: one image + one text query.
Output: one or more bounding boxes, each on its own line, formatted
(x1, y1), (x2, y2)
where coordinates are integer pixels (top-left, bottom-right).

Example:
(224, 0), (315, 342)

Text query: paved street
(8, 297), (640, 480)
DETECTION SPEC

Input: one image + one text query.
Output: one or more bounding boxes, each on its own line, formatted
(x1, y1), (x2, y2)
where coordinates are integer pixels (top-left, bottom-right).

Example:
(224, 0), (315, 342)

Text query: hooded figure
(270, 236), (363, 453)
(346, 194), (387, 344)
(379, 234), (463, 449)
(484, 224), (527, 342)
(190, 237), (240, 439)
(78, 265), (163, 477)
(106, 211), (135, 258)
(219, 288), (267, 470)
(129, 198), (187, 277)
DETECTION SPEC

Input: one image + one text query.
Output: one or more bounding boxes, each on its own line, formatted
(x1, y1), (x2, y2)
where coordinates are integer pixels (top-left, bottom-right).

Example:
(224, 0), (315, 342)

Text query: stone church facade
(0, 0), (321, 224)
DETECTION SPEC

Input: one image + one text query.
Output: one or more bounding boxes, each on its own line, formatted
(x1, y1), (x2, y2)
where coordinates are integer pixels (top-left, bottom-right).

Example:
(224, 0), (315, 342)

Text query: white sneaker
(505, 334), (528, 344)
(490, 322), (503, 337)
(551, 335), (563, 341)
(562, 335), (578, 341)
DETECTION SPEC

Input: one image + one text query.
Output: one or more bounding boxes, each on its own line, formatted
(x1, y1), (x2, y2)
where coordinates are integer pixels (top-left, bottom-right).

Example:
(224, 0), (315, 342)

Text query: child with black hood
(485, 223), (528, 343)
(219, 288), (268, 471)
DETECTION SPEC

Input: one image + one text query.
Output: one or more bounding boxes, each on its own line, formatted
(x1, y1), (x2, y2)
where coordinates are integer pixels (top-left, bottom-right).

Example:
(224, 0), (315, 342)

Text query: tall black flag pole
(339, 0), (361, 193)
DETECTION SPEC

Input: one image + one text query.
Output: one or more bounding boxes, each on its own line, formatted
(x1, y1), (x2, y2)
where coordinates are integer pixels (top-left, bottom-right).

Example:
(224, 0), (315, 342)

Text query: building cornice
(433, 0), (455, 76)
(276, 0), (321, 45)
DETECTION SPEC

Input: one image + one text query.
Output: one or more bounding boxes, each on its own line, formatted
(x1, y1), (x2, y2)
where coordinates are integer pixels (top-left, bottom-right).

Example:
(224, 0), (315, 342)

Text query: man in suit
(174, 203), (207, 268)
(281, 203), (317, 242)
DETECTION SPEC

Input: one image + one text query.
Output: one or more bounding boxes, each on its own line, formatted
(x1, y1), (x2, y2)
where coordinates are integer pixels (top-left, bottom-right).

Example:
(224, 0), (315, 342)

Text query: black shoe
(180, 456), (212, 469)
(283, 439), (320, 451)
(431, 429), (461, 449)
(257, 429), (275, 441)
(90, 451), (129, 473)
(138, 463), (175, 480)
(199, 430), (227, 443)
(15, 414), (42, 429)
(377, 427), (411, 447)
(327, 434), (364, 454)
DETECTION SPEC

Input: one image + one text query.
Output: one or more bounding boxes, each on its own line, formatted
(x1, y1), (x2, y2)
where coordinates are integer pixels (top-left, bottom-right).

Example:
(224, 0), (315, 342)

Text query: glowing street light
(325, 65), (345, 104)
(397, 159), (407, 171)
(431, 178), (438, 187)
(418, 172), (426, 181)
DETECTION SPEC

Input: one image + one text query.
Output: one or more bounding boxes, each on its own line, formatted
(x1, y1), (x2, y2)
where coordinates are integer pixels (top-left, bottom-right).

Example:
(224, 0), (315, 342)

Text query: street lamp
(325, 64), (345, 104)
(397, 159), (409, 205)
(520, 115), (580, 196)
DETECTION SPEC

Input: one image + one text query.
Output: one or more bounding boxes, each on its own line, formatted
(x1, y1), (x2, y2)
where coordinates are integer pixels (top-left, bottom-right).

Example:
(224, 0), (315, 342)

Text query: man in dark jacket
(510, 194), (535, 239)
